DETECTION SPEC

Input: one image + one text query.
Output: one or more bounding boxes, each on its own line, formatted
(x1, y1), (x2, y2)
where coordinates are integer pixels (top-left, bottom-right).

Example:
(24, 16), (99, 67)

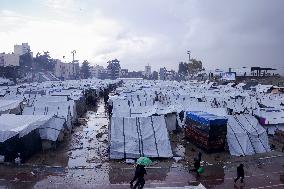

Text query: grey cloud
(3, 0), (284, 73)
(88, 0), (284, 71)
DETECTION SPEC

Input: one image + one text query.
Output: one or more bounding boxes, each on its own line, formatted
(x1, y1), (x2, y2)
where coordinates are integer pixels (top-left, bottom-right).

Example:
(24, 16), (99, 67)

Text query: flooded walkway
(68, 99), (109, 169)
(0, 99), (284, 188)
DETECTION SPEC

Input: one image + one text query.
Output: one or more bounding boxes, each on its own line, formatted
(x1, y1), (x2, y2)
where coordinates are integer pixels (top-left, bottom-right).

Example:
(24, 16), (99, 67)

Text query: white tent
(254, 108), (284, 125)
(22, 96), (76, 129)
(0, 114), (52, 143)
(0, 114), (66, 143)
(0, 100), (22, 114)
(227, 115), (270, 156)
(38, 117), (66, 142)
(110, 115), (173, 159)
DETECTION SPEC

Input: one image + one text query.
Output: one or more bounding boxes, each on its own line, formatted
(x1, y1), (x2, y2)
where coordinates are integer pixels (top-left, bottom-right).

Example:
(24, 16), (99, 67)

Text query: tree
(80, 60), (91, 79)
(0, 66), (19, 83)
(19, 52), (33, 77)
(178, 62), (189, 76)
(188, 59), (203, 74)
(151, 71), (159, 80)
(33, 51), (56, 72)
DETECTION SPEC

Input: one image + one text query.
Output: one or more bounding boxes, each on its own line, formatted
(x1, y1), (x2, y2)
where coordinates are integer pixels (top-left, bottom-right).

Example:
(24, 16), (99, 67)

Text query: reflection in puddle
(200, 164), (225, 188)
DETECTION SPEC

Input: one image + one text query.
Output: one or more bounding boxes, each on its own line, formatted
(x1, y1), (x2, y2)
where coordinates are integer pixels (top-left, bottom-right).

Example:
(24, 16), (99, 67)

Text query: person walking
(130, 164), (147, 189)
(234, 164), (245, 184)
(193, 158), (201, 177)
(197, 152), (202, 162)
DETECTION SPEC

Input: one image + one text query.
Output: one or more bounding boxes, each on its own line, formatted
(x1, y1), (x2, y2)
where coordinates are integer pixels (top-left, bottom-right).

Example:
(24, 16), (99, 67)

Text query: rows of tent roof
(109, 80), (283, 157)
(0, 79), (119, 162)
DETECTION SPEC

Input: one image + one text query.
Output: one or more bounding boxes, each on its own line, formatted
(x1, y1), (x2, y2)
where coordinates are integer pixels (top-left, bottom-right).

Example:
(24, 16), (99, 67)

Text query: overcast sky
(0, 0), (283, 73)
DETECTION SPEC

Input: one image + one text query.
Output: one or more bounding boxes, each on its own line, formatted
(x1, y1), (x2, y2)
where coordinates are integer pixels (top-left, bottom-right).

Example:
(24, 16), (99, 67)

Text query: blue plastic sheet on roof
(186, 111), (228, 126)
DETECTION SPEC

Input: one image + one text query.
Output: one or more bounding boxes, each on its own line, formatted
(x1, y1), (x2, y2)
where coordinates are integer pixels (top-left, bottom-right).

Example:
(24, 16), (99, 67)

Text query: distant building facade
(159, 67), (167, 80)
(107, 59), (121, 79)
(121, 69), (129, 77)
(145, 65), (151, 78)
(54, 60), (79, 80)
(0, 53), (20, 67)
(127, 71), (144, 78)
(14, 43), (32, 56)
(230, 67), (278, 77)
(152, 71), (159, 80)
(90, 65), (108, 79)
(159, 67), (177, 80)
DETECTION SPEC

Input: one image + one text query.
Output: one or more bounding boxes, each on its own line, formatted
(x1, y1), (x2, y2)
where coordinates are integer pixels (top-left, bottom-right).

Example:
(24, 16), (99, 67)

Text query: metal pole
(187, 50), (191, 63)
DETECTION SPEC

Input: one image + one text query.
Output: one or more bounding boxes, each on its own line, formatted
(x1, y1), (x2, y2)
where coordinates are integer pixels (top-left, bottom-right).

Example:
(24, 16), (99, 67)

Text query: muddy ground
(0, 99), (283, 189)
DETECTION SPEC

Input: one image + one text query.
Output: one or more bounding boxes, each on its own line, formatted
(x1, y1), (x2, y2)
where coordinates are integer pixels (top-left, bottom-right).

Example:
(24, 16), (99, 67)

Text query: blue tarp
(186, 111), (228, 126)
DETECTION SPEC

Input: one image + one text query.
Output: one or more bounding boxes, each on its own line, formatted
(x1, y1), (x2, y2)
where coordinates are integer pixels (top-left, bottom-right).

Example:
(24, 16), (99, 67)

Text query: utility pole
(71, 50), (77, 79)
(71, 50), (76, 62)
(187, 50), (191, 63)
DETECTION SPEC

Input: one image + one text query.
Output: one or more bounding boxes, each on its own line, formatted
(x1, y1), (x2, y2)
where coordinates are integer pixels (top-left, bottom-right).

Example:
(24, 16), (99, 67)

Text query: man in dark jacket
(194, 158), (201, 177)
(234, 164), (245, 183)
(197, 152), (202, 162)
(130, 164), (147, 189)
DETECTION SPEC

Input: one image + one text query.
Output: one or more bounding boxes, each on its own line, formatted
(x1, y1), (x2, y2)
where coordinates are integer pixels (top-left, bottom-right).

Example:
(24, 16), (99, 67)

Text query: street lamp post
(71, 50), (76, 63)
(187, 50), (191, 63)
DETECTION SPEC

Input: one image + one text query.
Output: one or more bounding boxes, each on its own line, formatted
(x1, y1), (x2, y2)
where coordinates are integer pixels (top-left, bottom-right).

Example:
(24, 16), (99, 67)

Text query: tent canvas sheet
(0, 100), (22, 114)
(254, 108), (284, 125)
(0, 114), (52, 143)
(227, 115), (270, 156)
(38, 117), (66, 141)
(22, 99), (76, 129)
(110, 115), (173, 159)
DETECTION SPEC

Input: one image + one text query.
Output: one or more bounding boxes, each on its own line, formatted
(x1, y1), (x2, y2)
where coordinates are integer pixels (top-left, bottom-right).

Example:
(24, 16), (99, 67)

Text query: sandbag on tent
(110, 115), (173, 159)
(227, 115), (270, 156)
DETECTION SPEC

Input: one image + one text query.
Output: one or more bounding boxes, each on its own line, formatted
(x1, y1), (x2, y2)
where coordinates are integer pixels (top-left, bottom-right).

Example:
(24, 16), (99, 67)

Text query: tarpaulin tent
(227, 115), (270, 156)
(254, 108), (284, 125)
(0, 114), (52, 143)
(22, 96), (76, 129)
(0, 114), (53, 162)
(110, 115), (173, 159)
(0, 100), (23, 115)
(0, 114), (66, 156)
(38, 117), (66, 142)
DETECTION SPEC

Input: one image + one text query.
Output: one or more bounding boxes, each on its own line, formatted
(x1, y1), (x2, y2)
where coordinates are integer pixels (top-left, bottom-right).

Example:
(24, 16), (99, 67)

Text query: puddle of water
(174, 144), (186, 157)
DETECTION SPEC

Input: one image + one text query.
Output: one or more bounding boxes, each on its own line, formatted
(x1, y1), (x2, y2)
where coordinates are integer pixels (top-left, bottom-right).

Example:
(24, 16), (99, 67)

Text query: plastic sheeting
(22, 96), (76, 129)
(254, 108), (284, 125)
(0, 114), (66, 143)
(38, 117), (66, 141)
(0, 114), (52, 143)
(227, 115), (270, 156)
(165, 113), (177, 131)
(110, 115), (173, 159)
(186, 111), (227, 126)
(0, 100), (22, 113)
